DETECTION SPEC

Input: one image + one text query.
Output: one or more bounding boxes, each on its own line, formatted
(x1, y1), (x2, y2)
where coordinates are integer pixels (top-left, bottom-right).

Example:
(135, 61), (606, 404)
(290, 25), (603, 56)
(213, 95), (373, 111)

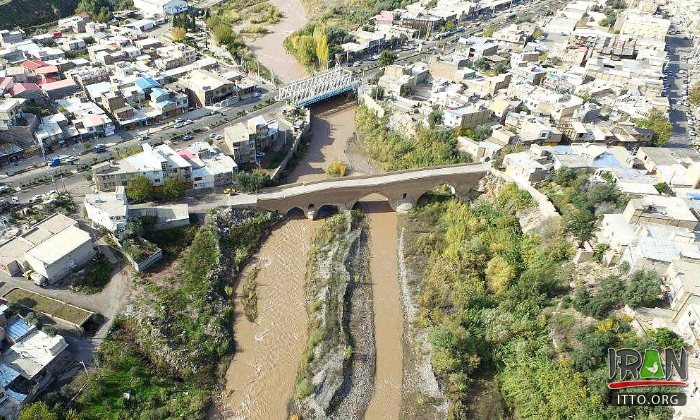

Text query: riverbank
(397, 209), (449, 419)
(224, 217), (316, 419)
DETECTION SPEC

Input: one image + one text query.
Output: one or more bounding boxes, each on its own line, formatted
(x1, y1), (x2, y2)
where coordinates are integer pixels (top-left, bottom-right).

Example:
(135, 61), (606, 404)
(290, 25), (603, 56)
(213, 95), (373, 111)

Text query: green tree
(126, 175), (153, 203)
(297, 35), (317, 67)
(428, 106), (443, 127)
(689, 82), (700, 106)
(473, 57), (489, 72)
(649, 328), (685, 350)
(162, 176), (186, 200)
(237, 170), (271, 193)
(19, 402), (59, 420)
(624, 270), (661, 308)
(314, 25), (330, 69)
(483, 25), (497, 37)
(379, 50), (398, 67)
(493, 62), (507, 75)
(632, 109), (672, 145)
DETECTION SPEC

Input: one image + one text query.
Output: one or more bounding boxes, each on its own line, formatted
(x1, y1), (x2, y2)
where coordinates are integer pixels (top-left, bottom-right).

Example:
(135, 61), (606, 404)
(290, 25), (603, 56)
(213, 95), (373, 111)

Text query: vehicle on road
(95, 144), (107, 153)
(182, 134), (193, 140)
(47, 157), (60, 167)
(11, 196), (19, 205)
(29, 194), (42, 203)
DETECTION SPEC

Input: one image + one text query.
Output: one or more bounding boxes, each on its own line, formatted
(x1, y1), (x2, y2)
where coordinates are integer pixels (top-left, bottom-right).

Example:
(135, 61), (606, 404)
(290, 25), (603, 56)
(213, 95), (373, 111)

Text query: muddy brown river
(225, 19), (404, 413)
(247, 0), (309, 83)
(224, 217), (316, 420)
(362, 198), (404, 420)
(286, 97), (358, 184)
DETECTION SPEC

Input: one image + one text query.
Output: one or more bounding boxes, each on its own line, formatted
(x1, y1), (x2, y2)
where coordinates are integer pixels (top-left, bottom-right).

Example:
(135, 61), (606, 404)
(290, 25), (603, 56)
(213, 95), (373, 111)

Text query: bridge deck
(277, 68), (358, 108)
(240, 163), (488, 201)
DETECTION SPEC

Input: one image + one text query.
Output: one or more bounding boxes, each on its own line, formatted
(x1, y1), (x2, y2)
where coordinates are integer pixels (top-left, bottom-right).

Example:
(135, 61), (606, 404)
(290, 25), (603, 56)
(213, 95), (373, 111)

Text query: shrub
(326, 160), (347, 177)
(296, 378), (314, 399)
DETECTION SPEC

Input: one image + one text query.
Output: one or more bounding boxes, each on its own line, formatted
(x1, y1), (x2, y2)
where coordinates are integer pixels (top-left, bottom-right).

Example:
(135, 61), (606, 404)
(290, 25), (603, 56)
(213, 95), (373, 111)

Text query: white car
(29, 194), (42, 203)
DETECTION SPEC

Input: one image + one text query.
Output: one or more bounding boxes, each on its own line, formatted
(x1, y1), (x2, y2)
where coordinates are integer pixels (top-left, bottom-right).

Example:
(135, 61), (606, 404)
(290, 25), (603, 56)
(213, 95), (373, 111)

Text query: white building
(24, 225), (96, 283)
(177, 142), (237, 189)
(92, 143), (192, 191)
(133, 0), (188, 17)
(84, 186), (129, 233)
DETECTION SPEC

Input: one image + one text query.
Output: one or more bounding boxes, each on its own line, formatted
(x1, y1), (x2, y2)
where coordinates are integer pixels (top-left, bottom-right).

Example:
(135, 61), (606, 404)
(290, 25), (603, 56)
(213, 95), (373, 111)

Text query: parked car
(95, 144), (106, 153)
(30, 271), (48, 287)
(47, 157), (60, 167)
(182, 134), (193, 141)
(29, 194), (42, 203)
(11, 196), (19, 205)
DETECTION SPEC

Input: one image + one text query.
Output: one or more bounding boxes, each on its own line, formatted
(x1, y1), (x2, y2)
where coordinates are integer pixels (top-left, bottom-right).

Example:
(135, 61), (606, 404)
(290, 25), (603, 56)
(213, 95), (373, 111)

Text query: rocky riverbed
(290, 211), (377, 419)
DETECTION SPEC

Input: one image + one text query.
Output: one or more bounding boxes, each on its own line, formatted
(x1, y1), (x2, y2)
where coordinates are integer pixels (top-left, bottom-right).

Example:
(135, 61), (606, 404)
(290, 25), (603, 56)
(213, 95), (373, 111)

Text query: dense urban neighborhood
(0, 0), (699, 418)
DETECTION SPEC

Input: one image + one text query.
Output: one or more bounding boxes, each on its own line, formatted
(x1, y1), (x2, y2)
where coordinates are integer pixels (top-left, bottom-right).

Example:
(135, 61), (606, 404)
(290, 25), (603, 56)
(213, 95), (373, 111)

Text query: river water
(361, 197), (404, 420)
(224, 217), (316, 420)
(225, 23), (404, 413)
(286, 97), (358, 184)
(247, 0), (309, 83)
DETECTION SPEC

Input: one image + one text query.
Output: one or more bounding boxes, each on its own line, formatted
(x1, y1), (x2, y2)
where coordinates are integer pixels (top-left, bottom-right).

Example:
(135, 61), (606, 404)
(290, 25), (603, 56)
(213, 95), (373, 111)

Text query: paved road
(2, 95), (284, 202)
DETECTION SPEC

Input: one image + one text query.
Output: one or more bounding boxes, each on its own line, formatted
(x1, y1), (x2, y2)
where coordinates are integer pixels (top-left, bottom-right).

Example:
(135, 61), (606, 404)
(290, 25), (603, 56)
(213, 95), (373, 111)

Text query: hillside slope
(0, 0), (79, 30)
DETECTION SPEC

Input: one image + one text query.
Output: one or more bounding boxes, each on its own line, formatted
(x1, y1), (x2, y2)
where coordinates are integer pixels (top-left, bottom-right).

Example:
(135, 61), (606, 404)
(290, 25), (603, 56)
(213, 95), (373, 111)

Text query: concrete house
(84, 186), (129, 233)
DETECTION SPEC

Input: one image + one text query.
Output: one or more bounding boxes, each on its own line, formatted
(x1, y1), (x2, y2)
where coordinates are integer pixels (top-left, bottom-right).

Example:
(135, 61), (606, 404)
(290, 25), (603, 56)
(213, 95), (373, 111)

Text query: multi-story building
(0, 98), (25, 130)
(182, 69), (237, 107)
(177, 142), (238, 189)
(222, 116), (278, 165)
(84, 186), (129, 233)
(617, 10), (671, 40)
(92, 143), (192, 191)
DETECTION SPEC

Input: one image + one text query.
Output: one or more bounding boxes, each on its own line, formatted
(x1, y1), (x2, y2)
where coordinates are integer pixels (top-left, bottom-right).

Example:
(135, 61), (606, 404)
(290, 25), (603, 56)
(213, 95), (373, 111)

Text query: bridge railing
(277, 68), (358, 108)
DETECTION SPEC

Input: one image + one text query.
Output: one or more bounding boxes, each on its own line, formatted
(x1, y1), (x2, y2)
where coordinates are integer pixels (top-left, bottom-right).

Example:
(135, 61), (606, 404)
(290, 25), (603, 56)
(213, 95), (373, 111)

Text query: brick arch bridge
(234, 163), (489, 219)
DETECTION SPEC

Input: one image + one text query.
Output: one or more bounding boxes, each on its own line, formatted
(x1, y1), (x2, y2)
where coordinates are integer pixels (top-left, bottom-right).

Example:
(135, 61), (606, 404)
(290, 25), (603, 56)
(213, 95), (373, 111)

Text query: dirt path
(362, 198), (404, 420)
(223, 218), (316, 419)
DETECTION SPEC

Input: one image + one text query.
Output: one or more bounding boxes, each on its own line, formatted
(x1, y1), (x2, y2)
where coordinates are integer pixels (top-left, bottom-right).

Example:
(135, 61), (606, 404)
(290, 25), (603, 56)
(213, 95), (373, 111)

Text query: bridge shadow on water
(354, 199), (393, 214)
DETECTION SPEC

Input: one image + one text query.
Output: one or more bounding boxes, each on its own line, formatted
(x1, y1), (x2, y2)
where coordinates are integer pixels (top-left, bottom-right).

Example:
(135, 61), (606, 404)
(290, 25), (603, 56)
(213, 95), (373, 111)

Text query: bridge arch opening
(352, 192), (393, 213)
(416, 183), (458, 207)
(286, 207), (306, 219)
(316, 204), (340, 219)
